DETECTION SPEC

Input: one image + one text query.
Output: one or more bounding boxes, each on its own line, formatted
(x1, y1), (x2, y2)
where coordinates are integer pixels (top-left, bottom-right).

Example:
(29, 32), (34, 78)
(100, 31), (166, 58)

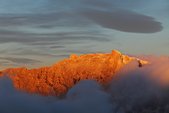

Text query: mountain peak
(111, 49), (122, 55)
(0, 50), (148, 96)
(70, 54), (78, 59)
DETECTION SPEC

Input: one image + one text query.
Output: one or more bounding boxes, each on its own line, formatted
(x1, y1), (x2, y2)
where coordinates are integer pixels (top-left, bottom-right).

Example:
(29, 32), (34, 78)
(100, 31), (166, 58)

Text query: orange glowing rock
(0, 50), (148, 96)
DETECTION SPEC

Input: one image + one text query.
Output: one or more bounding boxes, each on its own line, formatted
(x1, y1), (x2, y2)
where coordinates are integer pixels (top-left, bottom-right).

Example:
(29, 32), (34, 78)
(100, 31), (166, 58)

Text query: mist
(1, 56), (169, 113)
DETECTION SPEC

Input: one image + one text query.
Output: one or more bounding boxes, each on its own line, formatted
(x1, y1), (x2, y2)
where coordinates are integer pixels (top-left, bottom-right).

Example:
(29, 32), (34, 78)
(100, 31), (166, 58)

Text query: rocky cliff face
(0, 50), (148, 96)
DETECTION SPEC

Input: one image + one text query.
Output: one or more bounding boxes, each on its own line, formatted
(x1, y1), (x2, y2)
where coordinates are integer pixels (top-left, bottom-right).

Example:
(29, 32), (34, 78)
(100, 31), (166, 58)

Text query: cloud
(0, 30), (109, 45)
(0, 77), (55, 113)
(0, 13), (110, 45)
(82, 9), (163, 33)
(108, 57), (169, 112)
(49, 45), (65, 49)
(0, 57), (41, 64)
(109, 61), (161, 112)
(82, 0), (113, 8)
(81, 0), (148, 10)
(1, 56), (169, 113)
(0, 0), (48, 14)
(0, 77), (113, 113)
(52, 81), (113, 113)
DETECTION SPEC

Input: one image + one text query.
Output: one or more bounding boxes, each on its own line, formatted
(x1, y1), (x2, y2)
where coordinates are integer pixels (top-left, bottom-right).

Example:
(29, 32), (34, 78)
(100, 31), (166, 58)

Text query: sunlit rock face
(0, 50), (148, 96)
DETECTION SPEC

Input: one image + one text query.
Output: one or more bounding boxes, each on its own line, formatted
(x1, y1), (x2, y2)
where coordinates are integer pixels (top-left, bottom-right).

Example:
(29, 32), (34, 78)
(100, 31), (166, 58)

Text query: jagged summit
(111, 49), (122, 55)
(0, 50), (148, 96)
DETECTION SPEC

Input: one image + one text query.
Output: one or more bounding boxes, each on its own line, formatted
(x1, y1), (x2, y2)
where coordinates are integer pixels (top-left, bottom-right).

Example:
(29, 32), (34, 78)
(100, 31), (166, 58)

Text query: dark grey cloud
(106, 0), (148, 9)
(0, 61), (9, 65)
(7, 49), (58, 57)
(0, 0), (151, 14)
(0, 57), (41, 64)
(0, 11), (95, 31)
(0, 0), (167, 69)
(0, 12), (110, 45)
(0, 29), (110, 45)
(82, 9), (163, 33)
(54, 54), (70, 58)
(81, 0), (148, 11)
(49, 45), (65, 49)
(63, 49), (96, 54)
(0, 0), (49, 14)
(0, 1), (163, 50)
(82, 0), (113, 9)
(166, 0), (169, 13)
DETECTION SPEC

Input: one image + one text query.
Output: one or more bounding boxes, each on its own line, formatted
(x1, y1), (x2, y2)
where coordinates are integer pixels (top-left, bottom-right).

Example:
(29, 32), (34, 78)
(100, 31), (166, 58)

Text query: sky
(0, 0), (169, 69)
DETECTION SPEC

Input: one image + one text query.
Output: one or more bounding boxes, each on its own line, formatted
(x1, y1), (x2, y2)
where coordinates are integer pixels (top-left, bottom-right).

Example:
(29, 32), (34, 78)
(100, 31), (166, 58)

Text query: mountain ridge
(0, 50), (148, 96)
